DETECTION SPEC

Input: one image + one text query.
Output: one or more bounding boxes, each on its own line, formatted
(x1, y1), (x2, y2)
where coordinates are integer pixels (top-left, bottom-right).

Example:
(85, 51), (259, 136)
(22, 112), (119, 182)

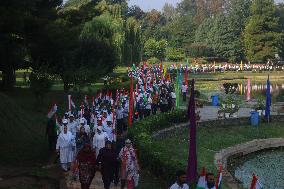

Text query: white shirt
(171, 92), (176, 99)
(67, 121), (78, 135)
(181, 85), (188, 93)
(170, 183), (189, 189)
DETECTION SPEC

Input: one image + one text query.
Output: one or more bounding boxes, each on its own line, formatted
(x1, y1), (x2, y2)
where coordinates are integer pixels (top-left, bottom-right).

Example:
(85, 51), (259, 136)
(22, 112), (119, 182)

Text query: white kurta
(92, 132), (108, 157)
(56, 131), (75, 164)
(68, 121), (78, 136)
(103, 125), (113, 142)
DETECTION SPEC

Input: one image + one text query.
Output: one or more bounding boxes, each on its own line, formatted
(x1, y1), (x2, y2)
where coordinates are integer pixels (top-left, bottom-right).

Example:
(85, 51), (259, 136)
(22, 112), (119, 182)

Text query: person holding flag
(46, 103), (58, 151)
(196, 167), (206, 189)
(169, 170), (189, 189)
(215, 164), (222, 189)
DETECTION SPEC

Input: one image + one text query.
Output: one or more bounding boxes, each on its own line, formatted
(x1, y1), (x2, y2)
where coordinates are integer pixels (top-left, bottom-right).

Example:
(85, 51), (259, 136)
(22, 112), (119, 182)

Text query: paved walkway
(180, 105), (278, 121)
(66, 171), (120, 189)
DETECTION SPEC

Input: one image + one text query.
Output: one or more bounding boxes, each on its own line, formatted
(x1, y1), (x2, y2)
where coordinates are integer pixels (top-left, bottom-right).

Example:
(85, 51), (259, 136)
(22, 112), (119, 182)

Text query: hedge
(128, 109), (188, 185)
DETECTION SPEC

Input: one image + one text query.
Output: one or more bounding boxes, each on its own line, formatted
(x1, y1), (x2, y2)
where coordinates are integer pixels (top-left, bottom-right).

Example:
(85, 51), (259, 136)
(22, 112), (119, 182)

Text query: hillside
(0, 91), (49, 165)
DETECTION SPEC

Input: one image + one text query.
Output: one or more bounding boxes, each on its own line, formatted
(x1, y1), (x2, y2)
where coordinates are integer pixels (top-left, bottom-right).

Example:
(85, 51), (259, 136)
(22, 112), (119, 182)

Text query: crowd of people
(45, 60), (277, 188)
(46, 63), (190, 189)
(166, 61), (284, 73)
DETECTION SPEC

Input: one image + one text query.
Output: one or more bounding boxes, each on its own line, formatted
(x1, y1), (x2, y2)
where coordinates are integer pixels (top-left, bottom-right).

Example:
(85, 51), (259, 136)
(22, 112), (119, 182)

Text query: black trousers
(144, 109), (151, 117)
(138, 109), (144, 119)
(114, 160), (120, 185)
(152, 104), (157, 115)
(183, 92), (186, 102)
(117, 119), (124, 135)
(102, 170), (114, 189)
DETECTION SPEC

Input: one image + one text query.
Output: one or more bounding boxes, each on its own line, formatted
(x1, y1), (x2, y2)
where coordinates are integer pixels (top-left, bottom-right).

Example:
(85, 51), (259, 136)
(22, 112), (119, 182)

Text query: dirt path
(66, 171), (120, 189)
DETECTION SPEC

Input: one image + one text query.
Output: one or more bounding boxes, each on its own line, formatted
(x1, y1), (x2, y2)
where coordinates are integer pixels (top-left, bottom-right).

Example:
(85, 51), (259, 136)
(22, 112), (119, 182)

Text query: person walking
(46, 116), (57, 151)
(169, 170), (189, 189)
(119, 139), (140, 189)
(181, 82), (188, 102)
(76, 144), (96, 189)
(92, 126), (108, 158)
(97, 141), (117, 189)
(56, 124), (75, 172)
(76, 126), (90, 155)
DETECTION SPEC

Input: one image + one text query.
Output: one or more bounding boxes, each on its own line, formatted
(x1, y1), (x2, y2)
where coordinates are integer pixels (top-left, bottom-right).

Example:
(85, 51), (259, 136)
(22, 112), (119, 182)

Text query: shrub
(147, 57), (160, 65)
(188, 43), (214, 58)
(128, 109), (188, 185)
(29, 71), (53, 105)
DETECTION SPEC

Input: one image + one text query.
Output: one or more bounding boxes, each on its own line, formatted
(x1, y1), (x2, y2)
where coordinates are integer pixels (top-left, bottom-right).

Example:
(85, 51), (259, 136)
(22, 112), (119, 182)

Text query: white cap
(63, 119), (68, 124)
(69, 114), (74, 117)
(80, 119), (85, 124)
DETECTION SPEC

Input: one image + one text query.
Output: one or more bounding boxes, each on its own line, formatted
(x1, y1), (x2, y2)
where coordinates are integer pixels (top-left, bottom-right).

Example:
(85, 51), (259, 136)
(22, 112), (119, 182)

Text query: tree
(166, 47), (185, 62)
(276, 3), (284, 59)
(127, 5), (145, 20)
(244, 0), (283, 62)
(123, 17), (142, 65)
(0, 0), (61, 89)
(225, 0), (251, 62)
(144, 38), (167, 60)
(77, 14), (120, 85)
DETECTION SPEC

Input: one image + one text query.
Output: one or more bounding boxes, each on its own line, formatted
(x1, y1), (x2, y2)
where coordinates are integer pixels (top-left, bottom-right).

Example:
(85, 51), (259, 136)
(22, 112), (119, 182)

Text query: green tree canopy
(244, 0), (283, 62)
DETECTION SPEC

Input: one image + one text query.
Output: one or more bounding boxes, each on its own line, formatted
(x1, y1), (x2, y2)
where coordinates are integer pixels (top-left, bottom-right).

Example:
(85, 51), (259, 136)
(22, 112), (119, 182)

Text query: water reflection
(238, 83), (284, 94)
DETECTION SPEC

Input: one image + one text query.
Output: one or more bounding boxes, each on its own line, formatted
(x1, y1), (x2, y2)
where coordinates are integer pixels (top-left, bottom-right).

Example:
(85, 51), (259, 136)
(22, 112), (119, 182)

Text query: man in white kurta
(103, 117), (114, 142)
(67, 114), (77, 136)
(92, 126), (108, 158)
(56, 125), (75, 171)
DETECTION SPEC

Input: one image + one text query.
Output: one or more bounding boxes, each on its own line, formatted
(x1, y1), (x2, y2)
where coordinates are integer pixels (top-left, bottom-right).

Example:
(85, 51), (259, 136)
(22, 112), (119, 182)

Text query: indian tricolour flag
(215, 165), (222, 189)
(196, 167), (206, 189)
(250, 175), (262, 189)
(47, 103), (57, 119)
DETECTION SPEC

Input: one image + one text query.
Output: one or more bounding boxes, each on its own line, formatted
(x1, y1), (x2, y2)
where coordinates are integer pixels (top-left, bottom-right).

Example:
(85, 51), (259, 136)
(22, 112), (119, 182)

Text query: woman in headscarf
(76, 126), (90, 155)
(76, 144), (96, 189)
(119, 139), (140, 189)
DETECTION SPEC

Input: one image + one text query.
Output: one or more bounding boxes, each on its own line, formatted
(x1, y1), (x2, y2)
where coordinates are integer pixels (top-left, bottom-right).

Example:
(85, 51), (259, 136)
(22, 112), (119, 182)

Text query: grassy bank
(152, 122), (284, 188)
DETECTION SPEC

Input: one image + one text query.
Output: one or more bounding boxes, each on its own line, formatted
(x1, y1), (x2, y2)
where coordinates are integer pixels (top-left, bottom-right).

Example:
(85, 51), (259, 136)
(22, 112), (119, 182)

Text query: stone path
(180, 105), (278, 121)
(66, 171), (120, 189)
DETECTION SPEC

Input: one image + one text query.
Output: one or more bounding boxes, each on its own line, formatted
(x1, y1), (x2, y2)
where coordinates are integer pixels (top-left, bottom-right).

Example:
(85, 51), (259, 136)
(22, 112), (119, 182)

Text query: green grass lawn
(151, 122), (284, 189)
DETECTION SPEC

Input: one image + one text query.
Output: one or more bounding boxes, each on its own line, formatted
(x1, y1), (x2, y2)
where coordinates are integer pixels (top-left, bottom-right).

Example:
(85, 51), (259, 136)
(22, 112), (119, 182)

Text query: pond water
(234, 149), (284, 189)
(237, 82), (284, 102)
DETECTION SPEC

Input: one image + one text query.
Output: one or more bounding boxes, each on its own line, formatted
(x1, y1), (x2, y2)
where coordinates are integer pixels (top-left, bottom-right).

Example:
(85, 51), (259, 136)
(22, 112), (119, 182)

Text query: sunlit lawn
(152, 122), (284, 189)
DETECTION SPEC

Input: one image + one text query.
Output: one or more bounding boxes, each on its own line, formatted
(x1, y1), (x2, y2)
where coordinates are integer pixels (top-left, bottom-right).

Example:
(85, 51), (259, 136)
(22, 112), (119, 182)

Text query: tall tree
(0, 0), (62, 89)
(123, 17), (142, 65)
(244, 0), (283, 62)
(225, 0), (251, 62)
(276, 3), (284, 59)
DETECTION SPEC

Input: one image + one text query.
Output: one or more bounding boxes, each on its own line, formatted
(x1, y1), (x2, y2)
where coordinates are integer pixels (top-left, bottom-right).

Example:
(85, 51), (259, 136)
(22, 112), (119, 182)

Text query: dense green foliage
(244, 0), (283, 62)
(128, 110), (188, 185)
(138, 0), (284, 63)
(0, 0), (142, 90)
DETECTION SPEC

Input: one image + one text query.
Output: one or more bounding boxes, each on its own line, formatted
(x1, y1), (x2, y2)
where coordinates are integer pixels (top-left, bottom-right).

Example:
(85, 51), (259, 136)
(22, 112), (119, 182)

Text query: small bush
(147, 57), (160, 65)
(128, 109), (188, 184)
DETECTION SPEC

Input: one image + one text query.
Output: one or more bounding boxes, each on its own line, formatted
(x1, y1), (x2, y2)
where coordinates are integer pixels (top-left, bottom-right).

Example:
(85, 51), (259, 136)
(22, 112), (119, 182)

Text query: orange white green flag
(196, 167), (206, 189)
